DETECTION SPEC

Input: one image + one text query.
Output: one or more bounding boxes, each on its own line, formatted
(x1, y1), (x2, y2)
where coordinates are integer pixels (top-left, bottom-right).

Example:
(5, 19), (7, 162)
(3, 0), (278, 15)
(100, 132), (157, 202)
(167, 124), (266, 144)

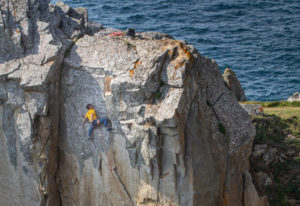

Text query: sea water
(52, 0), (300, 101)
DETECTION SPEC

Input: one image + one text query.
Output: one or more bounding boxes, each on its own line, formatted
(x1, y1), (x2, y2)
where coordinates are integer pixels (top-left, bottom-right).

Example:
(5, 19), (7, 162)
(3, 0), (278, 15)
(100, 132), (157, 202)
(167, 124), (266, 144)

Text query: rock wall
(0, 1), (267, 205)
(0, 0), (96, 205)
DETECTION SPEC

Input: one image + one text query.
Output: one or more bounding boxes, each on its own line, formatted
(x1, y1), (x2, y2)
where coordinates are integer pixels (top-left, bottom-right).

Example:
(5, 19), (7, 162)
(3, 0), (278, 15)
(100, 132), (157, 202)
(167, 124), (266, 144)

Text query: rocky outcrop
(240, 104), (264, 116)
(287, 92), (300, 102)
(223, 68), (247, 101)
(0, 1), (266, 206)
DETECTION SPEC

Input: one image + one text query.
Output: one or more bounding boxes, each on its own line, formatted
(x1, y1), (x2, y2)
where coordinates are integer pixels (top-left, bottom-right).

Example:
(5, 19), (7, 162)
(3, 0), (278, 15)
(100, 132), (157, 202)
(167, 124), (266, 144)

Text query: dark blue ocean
(52, 0), (300, 101)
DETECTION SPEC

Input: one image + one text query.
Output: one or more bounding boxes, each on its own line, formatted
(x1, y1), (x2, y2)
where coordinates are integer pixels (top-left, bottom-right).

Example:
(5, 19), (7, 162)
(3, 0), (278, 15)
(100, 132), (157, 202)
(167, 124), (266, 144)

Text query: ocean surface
(52, 0), (300, 101)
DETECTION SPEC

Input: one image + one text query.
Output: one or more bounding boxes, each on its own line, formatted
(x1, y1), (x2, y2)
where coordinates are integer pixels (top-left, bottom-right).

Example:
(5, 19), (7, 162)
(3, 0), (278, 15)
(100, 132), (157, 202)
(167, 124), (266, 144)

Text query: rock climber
(82, 104), (112, 137)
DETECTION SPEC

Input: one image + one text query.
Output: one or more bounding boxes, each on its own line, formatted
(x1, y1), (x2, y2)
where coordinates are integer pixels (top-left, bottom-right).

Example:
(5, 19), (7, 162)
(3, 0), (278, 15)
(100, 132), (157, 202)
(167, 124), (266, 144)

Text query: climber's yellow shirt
(85, 109), (97, 122)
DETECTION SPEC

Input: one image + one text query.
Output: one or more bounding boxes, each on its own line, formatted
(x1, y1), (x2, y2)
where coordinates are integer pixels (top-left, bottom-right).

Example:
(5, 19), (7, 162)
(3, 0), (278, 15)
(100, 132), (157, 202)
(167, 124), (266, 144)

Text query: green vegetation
(265, 178), (298, 206)
(252, 106), (300, 147)
(265, 158), (300, 206)
(250, 102), (300, 206)
(218, 123), (226, 135)
(154, 91), (162, 100)
(242, 101), (300, 107)
(264, 107), (300, 120)
(153, 81), (165, 101)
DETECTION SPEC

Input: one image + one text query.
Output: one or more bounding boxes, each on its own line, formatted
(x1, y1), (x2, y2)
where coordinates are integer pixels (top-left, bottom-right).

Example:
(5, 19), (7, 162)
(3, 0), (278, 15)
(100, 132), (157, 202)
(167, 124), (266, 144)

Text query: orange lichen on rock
(179, 42), (193, 62)
(129, 60), (141, 77)
(161, 40), (194, 72)
(104, 76), (112, 94)
(174, 61), (186, 70)
(222, 193), (229, 206)
(134, 60), (141, 69)
(129, 69), (134, 77)
(161, 40), (177, 52)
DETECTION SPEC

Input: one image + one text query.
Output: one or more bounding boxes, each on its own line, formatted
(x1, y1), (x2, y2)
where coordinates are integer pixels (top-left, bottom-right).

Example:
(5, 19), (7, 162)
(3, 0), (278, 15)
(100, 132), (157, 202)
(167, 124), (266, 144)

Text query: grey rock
(287, 92), (300, 102)
(53, 1), (87, 39)
(223, 68), (247, 101)
(255, 172), (272, 188)
(263, 147), (278, 166)
(240, 103), (264, 116)
(86, 20), (104, 36)
(0, 0), (86, 205)
(252, 144), (268, 158)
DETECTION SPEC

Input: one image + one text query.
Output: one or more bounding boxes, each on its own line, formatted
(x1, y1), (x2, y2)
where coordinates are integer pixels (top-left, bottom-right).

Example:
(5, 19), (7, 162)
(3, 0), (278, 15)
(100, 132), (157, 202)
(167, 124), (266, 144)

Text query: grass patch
(252, 105), (300, 147)
(242, 101), (300, 108)
(264, 107), (300, 120)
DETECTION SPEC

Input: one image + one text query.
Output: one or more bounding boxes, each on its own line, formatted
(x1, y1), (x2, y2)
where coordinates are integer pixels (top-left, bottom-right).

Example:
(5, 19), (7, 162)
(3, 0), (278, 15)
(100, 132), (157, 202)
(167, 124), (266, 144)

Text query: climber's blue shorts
(88, 118), (108, 136)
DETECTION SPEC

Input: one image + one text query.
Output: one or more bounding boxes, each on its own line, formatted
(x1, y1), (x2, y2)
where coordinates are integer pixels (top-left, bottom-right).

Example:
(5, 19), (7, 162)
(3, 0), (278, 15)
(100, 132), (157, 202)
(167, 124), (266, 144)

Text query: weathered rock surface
(240, 104), (264, 116)
(223, 68), (247, 101)
(0, 1), (267, 206)
(0, 0), (87, 205)
(287, 92), (300, 102)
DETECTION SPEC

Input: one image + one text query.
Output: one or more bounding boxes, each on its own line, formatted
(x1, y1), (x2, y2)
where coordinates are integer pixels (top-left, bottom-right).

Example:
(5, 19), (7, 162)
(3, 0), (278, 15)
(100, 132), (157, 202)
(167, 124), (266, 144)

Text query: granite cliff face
(0, 1), (268, 205)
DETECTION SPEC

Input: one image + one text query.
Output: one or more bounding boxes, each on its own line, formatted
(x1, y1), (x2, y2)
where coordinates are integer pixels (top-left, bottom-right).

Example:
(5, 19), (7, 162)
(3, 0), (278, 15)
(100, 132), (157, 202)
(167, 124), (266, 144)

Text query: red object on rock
(108, 31), (125, 37)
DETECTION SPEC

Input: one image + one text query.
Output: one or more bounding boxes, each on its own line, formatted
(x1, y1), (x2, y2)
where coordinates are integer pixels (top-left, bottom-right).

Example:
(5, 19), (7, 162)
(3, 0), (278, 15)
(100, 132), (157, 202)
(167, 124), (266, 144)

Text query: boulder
(223, 68), (247, 101)
(0, 1), (267, 206)
(252, 144), (268, 158)
(287, 92), (300, 102)
(253, 172), (272, 191)
(240, 104), (264, 116)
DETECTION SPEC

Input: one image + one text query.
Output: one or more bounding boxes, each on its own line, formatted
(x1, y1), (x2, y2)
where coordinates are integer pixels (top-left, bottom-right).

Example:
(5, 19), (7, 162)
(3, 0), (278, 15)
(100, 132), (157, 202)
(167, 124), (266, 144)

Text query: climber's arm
(82, 113), (88, 124)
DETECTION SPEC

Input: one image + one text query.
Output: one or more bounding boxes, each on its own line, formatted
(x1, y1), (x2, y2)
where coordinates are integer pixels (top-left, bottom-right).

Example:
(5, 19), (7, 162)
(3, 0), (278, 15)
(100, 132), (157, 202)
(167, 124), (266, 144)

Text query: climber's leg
(89, 119), (98, 136)
(99, 118), (113, 131)
(88, 124), (94, 137)
(99, 118), (108, 127)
